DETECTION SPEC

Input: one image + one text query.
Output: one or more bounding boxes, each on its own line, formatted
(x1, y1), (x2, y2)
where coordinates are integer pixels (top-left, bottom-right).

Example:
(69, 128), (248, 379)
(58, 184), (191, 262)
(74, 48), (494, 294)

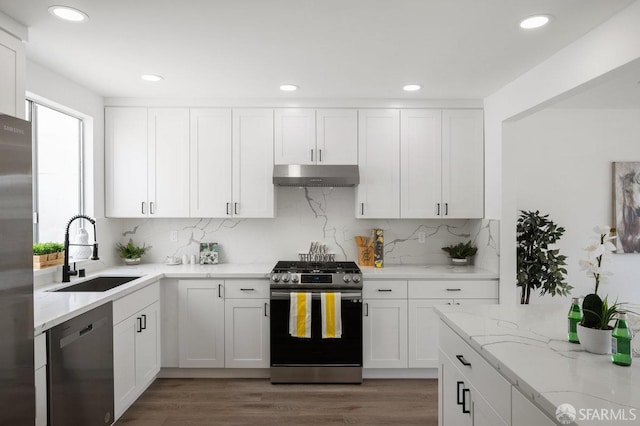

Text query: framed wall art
(613, 161), (640, 253)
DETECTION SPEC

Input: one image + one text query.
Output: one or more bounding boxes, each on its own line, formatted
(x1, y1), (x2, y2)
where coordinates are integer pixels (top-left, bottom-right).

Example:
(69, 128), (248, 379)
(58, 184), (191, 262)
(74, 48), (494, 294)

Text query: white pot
(577, 323), (612, 354)
(123, 258), (141, 265)
(450, 258), (469, 266)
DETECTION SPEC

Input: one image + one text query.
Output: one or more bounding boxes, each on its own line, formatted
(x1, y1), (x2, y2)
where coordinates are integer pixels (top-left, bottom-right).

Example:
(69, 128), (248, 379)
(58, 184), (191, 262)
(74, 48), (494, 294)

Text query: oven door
(270, 290), (363, 366)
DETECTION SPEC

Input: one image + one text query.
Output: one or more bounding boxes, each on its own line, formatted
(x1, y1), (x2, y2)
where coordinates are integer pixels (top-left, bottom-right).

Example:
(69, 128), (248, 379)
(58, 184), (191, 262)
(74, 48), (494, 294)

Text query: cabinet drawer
(409, 280), (497, 299)
(363, 280), (407, 299)
(225, 279), (270, 299)
(34, 333), (46, 370)
(439, 320), (510, 423)
(114, 281), (160, 325)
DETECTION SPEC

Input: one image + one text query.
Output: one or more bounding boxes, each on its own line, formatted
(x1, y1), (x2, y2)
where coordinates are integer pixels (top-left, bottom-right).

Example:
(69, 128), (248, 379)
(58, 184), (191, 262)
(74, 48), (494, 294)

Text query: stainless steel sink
(53, 276), (140, 292)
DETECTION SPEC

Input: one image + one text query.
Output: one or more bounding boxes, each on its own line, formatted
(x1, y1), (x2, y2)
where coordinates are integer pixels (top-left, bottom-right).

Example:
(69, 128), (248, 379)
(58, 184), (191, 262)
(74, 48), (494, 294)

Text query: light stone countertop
(34, 262), (497, 334)
(436, 304), (640, 425)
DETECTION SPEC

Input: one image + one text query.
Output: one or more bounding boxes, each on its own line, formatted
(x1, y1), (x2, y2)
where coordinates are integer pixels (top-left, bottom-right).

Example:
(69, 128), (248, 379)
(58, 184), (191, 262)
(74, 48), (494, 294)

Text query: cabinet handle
(234, 203), (238, 215)
(240, 288), (255, 291)
(319, 149), (322, 162)
(462, 388), (471, 414)
(226, 203), (230, 215)
(446, 302), (452, 305)
(457, 381), (465, 405)
(436, 203), (441, 215)
(456, 354), (472, 367)
(311, 149), (314, 162)
(377, 289), (392, 292)
(141, 202), (146, 215)
(136, 317), (143, 333)
(141, 314), (147, 330)
(218, 284), (223, 298)
(455, 302), (460, 305)
(264, 302), (269, 317)
(445, 203), (449, 216)
(150, 202), (155, 214)
(364, 302), (369, 317)
(360, 203), (364, 215)
(446, 288), (462, 292)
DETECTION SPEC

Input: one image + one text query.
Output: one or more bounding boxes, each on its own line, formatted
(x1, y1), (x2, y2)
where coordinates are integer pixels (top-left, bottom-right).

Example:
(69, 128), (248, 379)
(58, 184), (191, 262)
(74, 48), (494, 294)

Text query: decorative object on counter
(165, 256), (181, 265)
(373, 229), (384, 268)
(354, 236), (374, 266)
(182, 254), (188, 265)
(612, 311), (632, 366)
(199, 243), (219, 264)
(33, 242), (65, 269)
(516, 210), (570, 304)
(441, 240), (477, 266)
(299, 241), (335, 262)
(567, 297), (582, 344)
(577, 225), (622, 354)
(613, 161), (640, 253)
(115, 238), (150, 265)
(69, 228), (92, 260)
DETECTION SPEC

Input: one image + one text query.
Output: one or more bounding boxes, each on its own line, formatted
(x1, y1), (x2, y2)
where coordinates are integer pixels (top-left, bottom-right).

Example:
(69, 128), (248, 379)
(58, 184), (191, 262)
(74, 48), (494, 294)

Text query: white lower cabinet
(113, 283), (160, 421)
(363, 298), (408, 368)
(178, 280), (225, 368)
(224, 298), (270, 368)
(511, 387), (555, 426)
(34, 333), (47, 426)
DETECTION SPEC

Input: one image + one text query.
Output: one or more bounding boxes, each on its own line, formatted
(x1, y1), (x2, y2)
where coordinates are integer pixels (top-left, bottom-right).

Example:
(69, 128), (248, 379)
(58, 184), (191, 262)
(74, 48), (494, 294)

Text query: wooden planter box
(33, 251), (65, 270)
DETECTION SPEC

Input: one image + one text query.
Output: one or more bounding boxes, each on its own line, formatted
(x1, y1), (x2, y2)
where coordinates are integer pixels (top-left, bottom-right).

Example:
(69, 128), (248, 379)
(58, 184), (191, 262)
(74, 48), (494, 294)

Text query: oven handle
(270, 291), (362, 301)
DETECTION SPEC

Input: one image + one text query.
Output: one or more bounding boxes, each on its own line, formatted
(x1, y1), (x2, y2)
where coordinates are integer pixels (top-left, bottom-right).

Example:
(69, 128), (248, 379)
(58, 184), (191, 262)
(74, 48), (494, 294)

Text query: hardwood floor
(116, 378), (438, 426)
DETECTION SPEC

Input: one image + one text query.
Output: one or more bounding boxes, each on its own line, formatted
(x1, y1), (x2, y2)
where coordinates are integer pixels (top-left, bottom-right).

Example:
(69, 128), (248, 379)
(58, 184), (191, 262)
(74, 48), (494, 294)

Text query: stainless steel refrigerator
(0, 114), (35, 425)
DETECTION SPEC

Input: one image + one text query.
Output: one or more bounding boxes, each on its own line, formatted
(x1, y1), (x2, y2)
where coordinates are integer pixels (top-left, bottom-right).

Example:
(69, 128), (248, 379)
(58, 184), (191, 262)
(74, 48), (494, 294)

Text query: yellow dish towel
(321, 292), (342, 339)
(289, 292), (311, 338)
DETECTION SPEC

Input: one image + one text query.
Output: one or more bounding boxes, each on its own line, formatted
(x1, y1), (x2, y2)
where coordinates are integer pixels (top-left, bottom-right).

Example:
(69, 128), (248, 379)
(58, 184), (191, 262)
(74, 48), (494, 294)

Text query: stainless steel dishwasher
(48, 302), (114, 426)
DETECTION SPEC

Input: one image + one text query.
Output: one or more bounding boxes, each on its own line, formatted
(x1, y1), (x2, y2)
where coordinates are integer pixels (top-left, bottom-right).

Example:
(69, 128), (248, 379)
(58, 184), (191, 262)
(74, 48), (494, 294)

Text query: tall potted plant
(516, 210), (571, 304)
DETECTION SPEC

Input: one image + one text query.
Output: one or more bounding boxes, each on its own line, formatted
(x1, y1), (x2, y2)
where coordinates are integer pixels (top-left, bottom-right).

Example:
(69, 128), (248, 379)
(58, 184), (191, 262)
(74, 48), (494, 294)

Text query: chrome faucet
(62, 214), (99, 282)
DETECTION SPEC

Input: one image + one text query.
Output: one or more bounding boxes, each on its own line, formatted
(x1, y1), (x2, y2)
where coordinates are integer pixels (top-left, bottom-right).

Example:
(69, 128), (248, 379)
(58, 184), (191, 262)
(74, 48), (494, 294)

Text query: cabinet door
(105, 107), (148, 218)
(512, 387), (556, 426)
(113, 314), (137, 420)
(178, 280), (225, 367)
(442, 110), (484, 219)
(224, 298), (270, 368)
(148, 108), (190, 217)
(190, 108), (233, 217)
(316, 109), (358, 165)
(363, 299), (407, 368)
(400, 110), (442, 218)
(439, 352), (472, 426)
(233, 109), (274, 218)
(408, 299), (445, 368)
(473, 389), (508, 426)
(135, 301), (160, 387)
(274, 108), (316, 165)
(357, 109), (400, 218)
(0, 30), (25, 118)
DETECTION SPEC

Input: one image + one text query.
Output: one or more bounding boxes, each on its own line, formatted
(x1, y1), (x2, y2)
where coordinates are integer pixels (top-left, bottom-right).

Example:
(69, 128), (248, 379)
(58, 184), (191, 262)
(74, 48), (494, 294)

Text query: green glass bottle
(568, 297), (581, 344)
(612, 312), (632, 366)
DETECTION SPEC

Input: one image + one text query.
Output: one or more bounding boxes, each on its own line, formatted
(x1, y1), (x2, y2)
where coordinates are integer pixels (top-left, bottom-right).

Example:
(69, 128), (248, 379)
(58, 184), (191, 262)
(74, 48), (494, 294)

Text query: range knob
(271, 274), (280, 283)
(343, 274), (352, 283)
(352, 275), (361, 284)
(291, 275), (299, 283)
(282, 273), (291, 283)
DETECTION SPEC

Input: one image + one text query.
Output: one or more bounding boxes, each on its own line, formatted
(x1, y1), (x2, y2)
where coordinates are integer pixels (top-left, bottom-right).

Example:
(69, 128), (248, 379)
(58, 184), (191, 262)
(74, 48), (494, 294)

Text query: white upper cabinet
(233, 108), (275, 218)
(0, 29), (25, 119)
(400, 109), (484, 219)
(189, 108), (233, 217)
(316, 109), (358, 165)
(274, 108), (316, 165)
(148, 108), (190, 217)
(275, 108), (358, 165)
(357, 109), (400, 218)
(442, 109), (484, 218)
(105, 107), (149, 218)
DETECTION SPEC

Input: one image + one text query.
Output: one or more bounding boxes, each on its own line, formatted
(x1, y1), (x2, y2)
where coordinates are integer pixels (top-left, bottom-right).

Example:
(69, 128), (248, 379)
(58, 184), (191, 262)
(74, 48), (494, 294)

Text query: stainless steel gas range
(269, 261), (363, 384)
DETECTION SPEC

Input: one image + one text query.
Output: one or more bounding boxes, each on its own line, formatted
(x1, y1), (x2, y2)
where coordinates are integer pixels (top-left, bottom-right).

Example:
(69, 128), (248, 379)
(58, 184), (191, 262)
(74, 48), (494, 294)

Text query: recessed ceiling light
(403, 84), (422, 92)
(48, 5), (89, 22)
(519, 15), (551, 29)
(141, 74), (164, 82)
(280, 84), (299, 92)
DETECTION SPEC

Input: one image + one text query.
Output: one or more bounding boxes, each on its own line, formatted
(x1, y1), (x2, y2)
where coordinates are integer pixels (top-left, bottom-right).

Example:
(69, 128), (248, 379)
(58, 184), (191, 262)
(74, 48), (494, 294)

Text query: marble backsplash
(116, 187), (499, 271)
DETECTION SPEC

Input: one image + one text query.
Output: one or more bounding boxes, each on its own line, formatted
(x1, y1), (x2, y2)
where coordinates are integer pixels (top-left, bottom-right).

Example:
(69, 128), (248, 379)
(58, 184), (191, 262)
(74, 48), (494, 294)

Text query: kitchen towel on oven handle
(321, 292), (342, 338)
(289, 292), (312, 338)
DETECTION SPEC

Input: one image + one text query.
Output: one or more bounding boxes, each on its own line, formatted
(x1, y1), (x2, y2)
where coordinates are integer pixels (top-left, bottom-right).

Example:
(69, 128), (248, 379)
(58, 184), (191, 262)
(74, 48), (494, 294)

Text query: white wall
(512, 108), (640, 305)
(26, 60), (119, 270)
(484, 1), (640, 304)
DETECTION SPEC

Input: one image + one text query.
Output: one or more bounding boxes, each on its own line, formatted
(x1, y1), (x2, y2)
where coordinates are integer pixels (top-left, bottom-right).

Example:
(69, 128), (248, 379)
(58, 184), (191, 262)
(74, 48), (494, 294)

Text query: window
(26, 100), (84, 243)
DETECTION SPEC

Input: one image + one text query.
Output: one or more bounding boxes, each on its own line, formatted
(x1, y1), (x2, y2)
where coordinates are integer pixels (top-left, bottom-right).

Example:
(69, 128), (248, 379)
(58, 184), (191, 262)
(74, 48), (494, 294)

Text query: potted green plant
(441, 241), (477, 265)
(577, 226), (622, 353)
(33, 242), (65, 269)
(516, 210), (571, 304)
(115, 239), (151, 265)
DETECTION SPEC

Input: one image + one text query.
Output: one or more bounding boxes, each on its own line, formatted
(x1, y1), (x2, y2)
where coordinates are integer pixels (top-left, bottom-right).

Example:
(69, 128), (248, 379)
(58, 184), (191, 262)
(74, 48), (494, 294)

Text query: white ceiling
(0, 0), (636, 100)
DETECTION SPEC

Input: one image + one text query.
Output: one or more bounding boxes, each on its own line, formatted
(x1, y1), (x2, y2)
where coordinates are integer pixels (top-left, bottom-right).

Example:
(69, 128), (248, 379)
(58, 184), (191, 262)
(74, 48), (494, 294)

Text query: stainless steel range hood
(273, 165), (359, 187)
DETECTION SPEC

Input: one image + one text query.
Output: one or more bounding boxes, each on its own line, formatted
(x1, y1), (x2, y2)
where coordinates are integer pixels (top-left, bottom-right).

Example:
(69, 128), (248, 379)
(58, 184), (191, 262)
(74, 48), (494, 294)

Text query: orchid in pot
(577, 225), (622, 354)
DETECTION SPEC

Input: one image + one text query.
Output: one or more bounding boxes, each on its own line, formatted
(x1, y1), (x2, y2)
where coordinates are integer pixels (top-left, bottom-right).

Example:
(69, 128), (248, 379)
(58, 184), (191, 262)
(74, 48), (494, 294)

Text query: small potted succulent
(441, 241), (477, 265)
(116, 239), (151, 265)
(33, 242), (65, 269)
